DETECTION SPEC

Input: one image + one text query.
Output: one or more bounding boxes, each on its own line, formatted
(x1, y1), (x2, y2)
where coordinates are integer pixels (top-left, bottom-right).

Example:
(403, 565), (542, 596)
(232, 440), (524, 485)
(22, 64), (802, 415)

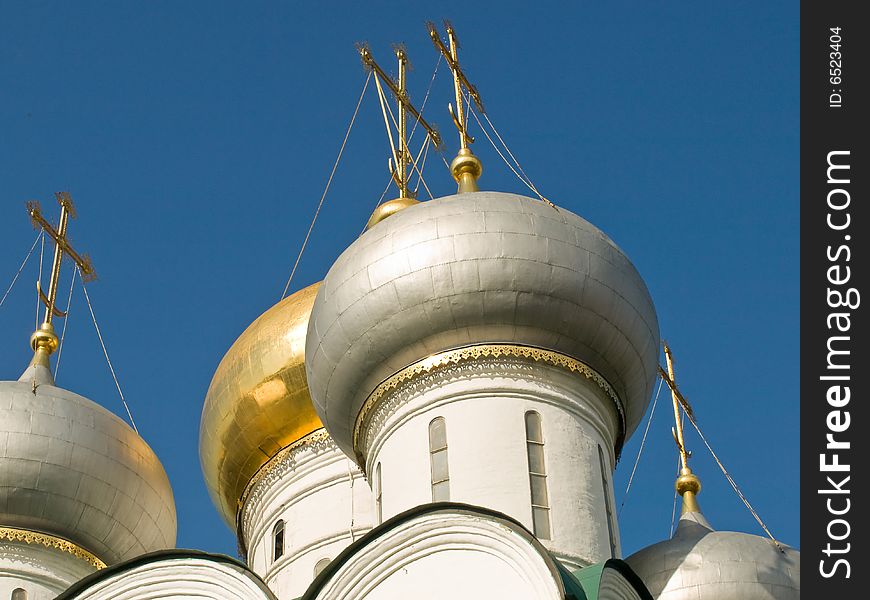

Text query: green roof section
(556, 561), (590, 600)
(567, 559), (654, 600)
(571, 562), (606, 600)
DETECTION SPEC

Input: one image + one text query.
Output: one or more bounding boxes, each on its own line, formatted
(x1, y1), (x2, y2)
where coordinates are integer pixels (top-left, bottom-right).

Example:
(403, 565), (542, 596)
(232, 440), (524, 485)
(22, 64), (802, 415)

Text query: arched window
(375, 462), (383, 524)
(428, 417), (449, 501)
(525, 411), (551, 539)
(273, 519), (285, 562)
(314, 557), (331, 577)
(12, 589), (27, 600)
(598, 444), (617, 557)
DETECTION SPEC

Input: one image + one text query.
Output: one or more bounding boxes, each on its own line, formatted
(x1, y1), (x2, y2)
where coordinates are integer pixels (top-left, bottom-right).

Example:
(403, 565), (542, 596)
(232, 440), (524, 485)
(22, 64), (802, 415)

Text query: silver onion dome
(0, 361), (177, 565)
(305, 191), (660, 458)
(625, 511), (800, 599)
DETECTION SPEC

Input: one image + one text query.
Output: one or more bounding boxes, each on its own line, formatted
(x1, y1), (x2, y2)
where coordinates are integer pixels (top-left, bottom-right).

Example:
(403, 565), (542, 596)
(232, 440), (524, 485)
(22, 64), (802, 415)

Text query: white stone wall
(360, 355), (623, 569)
(0, 539), (96, 600)
(240, 431), (373, 600)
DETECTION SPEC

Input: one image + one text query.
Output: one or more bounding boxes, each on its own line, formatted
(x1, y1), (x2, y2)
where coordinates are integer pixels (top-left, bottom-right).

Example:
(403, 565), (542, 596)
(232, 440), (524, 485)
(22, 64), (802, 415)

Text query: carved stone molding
(0, 525), (106, 569)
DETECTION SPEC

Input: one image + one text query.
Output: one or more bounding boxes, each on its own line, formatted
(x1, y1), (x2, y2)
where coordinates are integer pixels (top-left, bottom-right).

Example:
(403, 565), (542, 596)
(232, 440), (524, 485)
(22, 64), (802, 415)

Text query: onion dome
(0, 324), (176, 566)
(305, 191), (660, 459)
(625, 510), (800, 599)
(200, 282), (323, 527)
(625, 459), (799, 599)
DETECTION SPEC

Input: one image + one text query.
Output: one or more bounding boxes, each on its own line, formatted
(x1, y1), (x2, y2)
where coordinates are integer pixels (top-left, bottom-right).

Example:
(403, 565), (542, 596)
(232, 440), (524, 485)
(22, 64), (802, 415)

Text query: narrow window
(525, 411), (551, 539)
(375, 462), (383, 524)
(314, 557), (331, 577)
(598, 444), (617, 557)
(429, 417), (450, 501)
(12, 589), (27, 600)
(273, 519), (285, 562)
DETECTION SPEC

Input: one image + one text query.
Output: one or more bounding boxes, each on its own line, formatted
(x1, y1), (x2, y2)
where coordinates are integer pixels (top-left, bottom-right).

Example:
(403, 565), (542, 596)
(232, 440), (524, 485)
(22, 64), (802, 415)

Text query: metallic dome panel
(0, 379), (176, 565)
(306, 192), (659, 458)
(625, 513), (800, 599)
(199, 282), (322, 527)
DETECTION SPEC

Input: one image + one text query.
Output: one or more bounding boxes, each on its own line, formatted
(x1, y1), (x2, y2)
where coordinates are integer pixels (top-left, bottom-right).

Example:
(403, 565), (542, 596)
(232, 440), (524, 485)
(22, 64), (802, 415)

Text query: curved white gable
(307, 506), (564, 600)
(57, 553), (276, 600)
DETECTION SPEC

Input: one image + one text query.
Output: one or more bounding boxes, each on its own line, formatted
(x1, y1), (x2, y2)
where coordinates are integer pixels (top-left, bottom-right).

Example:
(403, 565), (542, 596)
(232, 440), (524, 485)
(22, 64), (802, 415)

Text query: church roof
(54, 548), (277, 600)
(1, 365), (176, 565)
(625, 510), (800, 600)
(567, 560), (655, 600)
(300, 501), (654, 600)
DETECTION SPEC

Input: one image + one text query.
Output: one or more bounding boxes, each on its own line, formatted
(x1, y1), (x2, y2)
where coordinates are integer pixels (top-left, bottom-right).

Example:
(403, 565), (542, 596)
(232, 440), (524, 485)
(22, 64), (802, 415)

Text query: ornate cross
(26, 192), (95, 346)
(659, 343), (694, 470)
(427, 21), (484, 149)
(659, 342), (703, 514)
(359, 43), (442, 198)
(427, 22), (484, 193)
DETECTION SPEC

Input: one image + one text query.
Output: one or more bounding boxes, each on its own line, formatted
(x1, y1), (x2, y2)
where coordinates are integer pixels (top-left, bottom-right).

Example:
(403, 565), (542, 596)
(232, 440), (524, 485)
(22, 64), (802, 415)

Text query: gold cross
(359, 43), (442, 198)
(427, 21), (484, 149)
(395, 46), (410, 197)
(27, 192), (95, 332)
(659, 342), (694, 470)
(427, 22), (484, 193)
(659, 342), (703, 514)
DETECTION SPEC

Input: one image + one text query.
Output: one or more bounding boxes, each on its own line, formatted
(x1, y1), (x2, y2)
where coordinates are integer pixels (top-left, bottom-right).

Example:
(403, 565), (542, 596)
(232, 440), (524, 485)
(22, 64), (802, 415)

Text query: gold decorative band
(0, 526), (106, 569)
(234, 427), (334, 559)
(238, 427), (332, 516)
(353, 343), (624, 457)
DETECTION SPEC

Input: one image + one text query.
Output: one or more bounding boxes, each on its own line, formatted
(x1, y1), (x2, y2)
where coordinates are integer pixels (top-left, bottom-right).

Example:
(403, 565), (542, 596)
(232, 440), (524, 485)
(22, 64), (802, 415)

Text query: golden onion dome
(199, 282), (322, 527)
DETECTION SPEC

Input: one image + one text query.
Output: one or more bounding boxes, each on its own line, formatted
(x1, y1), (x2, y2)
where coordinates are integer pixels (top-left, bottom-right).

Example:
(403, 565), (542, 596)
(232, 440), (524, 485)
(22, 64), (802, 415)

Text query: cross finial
(659, 342), (702, 514)
(427, 21), (483, 193)
(394, 45), (411, 199)
(359, 43), (442, 199)
(25, 192), (96, 365)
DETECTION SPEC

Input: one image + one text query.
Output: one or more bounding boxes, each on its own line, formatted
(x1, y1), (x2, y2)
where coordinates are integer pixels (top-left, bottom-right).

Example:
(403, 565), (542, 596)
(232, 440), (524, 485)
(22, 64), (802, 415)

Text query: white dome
(0, 362), (177, 565)
(625, 512), (800, 600)
(306, 191), (659, 459)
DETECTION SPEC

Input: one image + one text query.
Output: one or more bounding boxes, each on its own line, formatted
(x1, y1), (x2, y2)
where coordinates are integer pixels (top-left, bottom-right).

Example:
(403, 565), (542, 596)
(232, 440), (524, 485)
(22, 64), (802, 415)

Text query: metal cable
(619, 377), (664, 516)
(438, 149), (451, 170)
(0, 231), (41, 310)
(376, 79), (435, 200)
(358, 175), (397, 238)
(365, 56), (441, 230)
(407, 57), (441, 198)
(373, 73), (400, 176)
(414, 135), (432, 196)
(407, 136), (435, 200)
(280, 71), (372, 300)
(54, 266), (78, 379)
(467, 105), (546, 202)
(480, 109), (546, 199)
(467, 102), (554, 206)
(81, 281), (138, 433)
(683, 410), (784, 550)
(377, 175), (394, 204)
(406, 54), (441, 155)
(669, 452), (681, 537)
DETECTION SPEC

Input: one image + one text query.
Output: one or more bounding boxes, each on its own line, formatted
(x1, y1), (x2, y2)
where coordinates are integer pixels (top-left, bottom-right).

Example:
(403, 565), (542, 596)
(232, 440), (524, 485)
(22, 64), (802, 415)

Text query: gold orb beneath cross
(366, 196), (421, 230)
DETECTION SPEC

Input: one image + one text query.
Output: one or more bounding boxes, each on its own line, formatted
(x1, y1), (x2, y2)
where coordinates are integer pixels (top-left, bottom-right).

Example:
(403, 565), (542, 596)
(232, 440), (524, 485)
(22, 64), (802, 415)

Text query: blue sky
(0, 2), (798, 557)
